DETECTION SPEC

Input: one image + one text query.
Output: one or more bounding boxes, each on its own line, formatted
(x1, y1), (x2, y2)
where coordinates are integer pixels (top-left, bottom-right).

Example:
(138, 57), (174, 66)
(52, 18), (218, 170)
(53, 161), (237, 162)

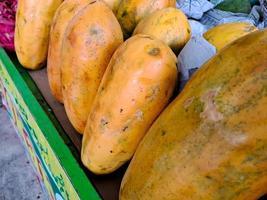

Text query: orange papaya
(47, 0), (92, 103)
(203, 22), (257, 51)
(15, 0), (63, 69)
(116, 0), (176, 38)
(61, 0), (123, 134)
(133, 8), (191, 54)
(120, 29), (267, 200)
(82, 34), (177, 174)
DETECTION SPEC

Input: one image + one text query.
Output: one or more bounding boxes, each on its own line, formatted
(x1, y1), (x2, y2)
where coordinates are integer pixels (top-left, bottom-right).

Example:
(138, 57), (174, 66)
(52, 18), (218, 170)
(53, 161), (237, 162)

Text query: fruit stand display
(2, 0), (267, 199)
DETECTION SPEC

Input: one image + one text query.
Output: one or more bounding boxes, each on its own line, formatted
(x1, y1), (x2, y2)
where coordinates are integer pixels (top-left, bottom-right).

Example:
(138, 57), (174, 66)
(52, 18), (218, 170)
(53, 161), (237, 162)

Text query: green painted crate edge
(0, 48), (101, 200)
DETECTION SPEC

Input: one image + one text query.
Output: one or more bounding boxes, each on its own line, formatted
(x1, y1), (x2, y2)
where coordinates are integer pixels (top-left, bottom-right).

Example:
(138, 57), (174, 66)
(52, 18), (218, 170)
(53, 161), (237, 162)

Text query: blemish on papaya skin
(224, 132), (248, 147)
(205, 175), (212, 180)
(145, 85), (160, 101)
(100, 117), (109, 128)
(23, 17), (27, 25)
(122, 126), (129, 132)
(90, 27), (99, 35)
(89, 0), (97, 4)
(135, 110), (144, 121)
(161, 130), (166, 136)
(68, 5), (76, 13)
(183, 97), (195, 109)
(187, 28), (191, 34)
(148, 47), (160, 56)
(200, 88), (223, 122)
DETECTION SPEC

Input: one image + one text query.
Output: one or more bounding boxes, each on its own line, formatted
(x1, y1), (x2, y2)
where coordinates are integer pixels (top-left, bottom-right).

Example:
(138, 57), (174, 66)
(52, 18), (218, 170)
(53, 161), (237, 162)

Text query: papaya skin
(103, 0), (121, 13)
(81, 34), (177, 174)
(47, 0), (93, 103)
(203, 22), (258, 51)
(61, 0), (123, 134)
(15, 0), (63, 70)
(116, 0), (176, 38)
(120, 29), (267, 200)
(133, 8), (191, 54)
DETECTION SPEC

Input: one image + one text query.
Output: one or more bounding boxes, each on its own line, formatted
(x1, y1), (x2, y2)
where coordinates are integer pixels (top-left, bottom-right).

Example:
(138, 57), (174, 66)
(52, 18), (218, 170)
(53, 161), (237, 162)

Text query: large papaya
(116, 0), (176, 38)
(133, 8), (191, 54)
(15, 0), (63, 69)
(61, 0), (123, 134)
(47, 0), (92, 103)
(120, 29), (267, 200)
(81, 34), (177, 174)
(203, 22), (257, 51)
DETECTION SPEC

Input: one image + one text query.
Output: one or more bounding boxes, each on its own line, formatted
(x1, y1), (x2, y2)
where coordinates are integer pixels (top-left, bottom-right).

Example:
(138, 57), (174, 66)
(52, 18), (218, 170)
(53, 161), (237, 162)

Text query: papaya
(81, 34), (177, 174)
(120, 29), (267, 200)
(204, 22), (257, 51)
(133, 8), (191, 54)
(103, 0), (121, 13)
(116, 0), (176, 38)
(47, 0), (92, 103)
(15, 0), (63, 69)
(61, 0), (123, 134)
(215, 0), (251, 14)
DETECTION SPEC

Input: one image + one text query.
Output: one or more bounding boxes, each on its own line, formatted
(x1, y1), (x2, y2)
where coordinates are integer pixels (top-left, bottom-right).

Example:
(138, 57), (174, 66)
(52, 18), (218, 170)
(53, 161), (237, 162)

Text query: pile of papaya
(14, 0), (267, 199)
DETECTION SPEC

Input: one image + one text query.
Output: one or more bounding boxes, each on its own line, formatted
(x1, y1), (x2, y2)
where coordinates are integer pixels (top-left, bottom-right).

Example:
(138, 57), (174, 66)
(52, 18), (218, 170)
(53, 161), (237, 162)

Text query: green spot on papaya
(187, 28), (191, 34)
(148, 48), (160, 56)
(121, 11), (128, 17)
(161, 130), (166, 136)
(90, 28), (99, 35)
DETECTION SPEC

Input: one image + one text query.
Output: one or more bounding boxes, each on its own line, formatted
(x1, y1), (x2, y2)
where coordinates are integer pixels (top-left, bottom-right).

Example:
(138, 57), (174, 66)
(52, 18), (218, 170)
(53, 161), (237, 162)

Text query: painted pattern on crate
(0, 81), (55, 199)
(0, 60), (80, 200)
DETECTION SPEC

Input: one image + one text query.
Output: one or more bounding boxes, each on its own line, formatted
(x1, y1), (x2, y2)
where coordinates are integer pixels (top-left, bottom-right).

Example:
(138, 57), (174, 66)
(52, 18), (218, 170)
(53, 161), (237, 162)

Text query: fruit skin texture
(203, 22), (257, 51)
(103, 0), (121, 13)
(47, 0), (92, 103)
(81, 34), (177, 174)
(133, 8), (191, 54)
(120, 29), (267, 200)
(61, 0), (123, 134)
(15, 0), (63, 69)
(116, 0), (176, 38)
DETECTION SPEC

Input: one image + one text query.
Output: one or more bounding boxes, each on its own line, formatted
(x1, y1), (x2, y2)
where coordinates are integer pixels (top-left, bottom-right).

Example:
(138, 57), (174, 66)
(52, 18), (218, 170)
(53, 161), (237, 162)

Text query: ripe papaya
(116, 0), (176, 38)
(133, 8), (191, 54)
(204, 22), (257, 51)
(15, 0), (63, 69)
(120, 29), (267, 200)
(47, 0), (92, 103)
(61, 0), (123, 134)
(82, 34), (177, 174)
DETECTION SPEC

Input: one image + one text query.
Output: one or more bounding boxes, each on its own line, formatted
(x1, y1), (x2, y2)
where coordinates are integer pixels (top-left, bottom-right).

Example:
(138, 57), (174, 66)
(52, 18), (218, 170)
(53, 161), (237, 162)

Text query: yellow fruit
(15, 0), (63, 69)
(47, 0), (92, 103)
(134, 8), (191, 54)
(116, 0), (176, 38)
(61, 0), (123, 134)
(204, 22), (258, 51)
(120, 29), (267, 200)
(82, 34), (177, 174)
